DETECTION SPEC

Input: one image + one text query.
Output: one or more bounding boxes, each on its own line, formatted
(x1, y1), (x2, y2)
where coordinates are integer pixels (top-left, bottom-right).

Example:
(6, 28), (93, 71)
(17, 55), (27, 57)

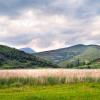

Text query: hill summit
(0, 45), (57, 69)
(35, 44), (100, 68)
(20, 47), (36, 54)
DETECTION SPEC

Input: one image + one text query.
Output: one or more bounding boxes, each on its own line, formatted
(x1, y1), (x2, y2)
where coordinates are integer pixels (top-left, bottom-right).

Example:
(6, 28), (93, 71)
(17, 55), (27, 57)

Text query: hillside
(35, 44), (86, 63)
(35, 44), (100, 68)
(0, 45), (57, 69)
(0, 44), (99, 69)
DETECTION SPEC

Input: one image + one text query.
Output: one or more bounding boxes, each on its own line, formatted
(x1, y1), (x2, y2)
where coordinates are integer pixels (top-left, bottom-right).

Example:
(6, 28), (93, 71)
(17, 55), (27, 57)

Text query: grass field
(0, 69), (100, 79)
(0, 69), (100, 100)
(0, 82), (100, 100)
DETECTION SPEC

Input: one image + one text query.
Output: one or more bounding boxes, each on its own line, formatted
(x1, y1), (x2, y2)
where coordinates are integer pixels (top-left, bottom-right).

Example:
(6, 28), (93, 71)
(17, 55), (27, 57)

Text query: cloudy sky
(0, 0), (100, 52)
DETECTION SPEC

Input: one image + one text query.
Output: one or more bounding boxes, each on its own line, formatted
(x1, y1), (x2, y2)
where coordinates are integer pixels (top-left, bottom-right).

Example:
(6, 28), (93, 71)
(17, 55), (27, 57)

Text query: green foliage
(0, 45), (57, 69)
(35, 44), (100, 69)
(59, 45), (100, 68)
(0, 44), (100, 69)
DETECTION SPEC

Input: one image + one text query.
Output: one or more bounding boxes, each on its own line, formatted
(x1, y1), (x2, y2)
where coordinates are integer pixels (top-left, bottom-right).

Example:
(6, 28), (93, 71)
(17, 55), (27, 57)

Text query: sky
(0, 0), (100, 52)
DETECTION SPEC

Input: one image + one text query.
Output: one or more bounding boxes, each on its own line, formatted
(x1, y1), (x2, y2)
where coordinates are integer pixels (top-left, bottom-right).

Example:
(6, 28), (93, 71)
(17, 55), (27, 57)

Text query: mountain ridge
(0, 44), (100, 69)
(35, 44), (100, 68)
(0, 45), (57, 69)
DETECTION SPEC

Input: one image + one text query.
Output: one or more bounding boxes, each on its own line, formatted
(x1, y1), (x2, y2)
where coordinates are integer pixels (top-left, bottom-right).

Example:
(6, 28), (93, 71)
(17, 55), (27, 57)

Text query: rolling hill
(0, 44), (100, 69)
(35, 44), (100, 68)
(0, 45), (57, 69)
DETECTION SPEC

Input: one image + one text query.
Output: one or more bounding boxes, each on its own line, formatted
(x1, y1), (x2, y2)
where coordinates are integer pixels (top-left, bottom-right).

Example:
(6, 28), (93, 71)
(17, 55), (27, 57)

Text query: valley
(0, 44), (100, 100)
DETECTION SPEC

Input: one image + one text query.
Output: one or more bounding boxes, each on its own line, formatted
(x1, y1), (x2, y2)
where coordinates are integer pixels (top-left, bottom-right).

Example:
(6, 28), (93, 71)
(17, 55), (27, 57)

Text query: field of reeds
(0, 69), (100, 100)
(0, 69), (100, 87)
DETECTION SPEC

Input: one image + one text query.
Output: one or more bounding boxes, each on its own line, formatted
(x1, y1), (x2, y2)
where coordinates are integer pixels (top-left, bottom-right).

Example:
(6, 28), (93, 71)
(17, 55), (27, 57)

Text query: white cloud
(0, 0), (100, 51)
(91, 16), (100, 36)
(0, 10), (79, 51)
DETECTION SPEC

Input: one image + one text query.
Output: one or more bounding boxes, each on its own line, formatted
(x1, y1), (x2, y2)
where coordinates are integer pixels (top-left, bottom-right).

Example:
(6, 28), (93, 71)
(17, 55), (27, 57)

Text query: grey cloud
(0, 0), (55, 17)
(0, 0), (100, 51)
(0, 0), (99, 21)
(0, 33), (34, 45)
(75, 0), (100, 19)
(0, 0), (84, 17)
(0, 32), (55, 48)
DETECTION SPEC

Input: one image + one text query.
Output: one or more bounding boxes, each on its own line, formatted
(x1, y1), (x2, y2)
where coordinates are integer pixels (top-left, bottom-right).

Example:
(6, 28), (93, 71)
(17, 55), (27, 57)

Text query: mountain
(0, 45), (57, 69)
(20, 47), (35, 54)
(35, 44), (88, 63)
(35, 44), (100, 68)
(0, 44), (99, 69)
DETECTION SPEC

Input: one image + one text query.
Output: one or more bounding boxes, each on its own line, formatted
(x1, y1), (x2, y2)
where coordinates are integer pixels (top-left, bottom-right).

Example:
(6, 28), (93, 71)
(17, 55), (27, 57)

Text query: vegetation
(0, 82), (100, 100)
(61, 58), (100, 69)
(0, 69), (99, 87)
(0, 77), (66, 88)
(0, 69), (99, 100)
(0, 45), (58, 69)
(35, 44), (100, 68)
(0, 44), (100, 69)
(0, 44), (100, 100)
(0, 77), (100, 88)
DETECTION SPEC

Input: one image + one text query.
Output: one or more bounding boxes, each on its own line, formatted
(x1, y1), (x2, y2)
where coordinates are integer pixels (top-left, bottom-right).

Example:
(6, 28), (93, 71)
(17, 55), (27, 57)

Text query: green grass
(0, 77), (100, 88)
(0, 76), (99, 100)
(0, 77), (66, 88)
(0, 82), (100, 100)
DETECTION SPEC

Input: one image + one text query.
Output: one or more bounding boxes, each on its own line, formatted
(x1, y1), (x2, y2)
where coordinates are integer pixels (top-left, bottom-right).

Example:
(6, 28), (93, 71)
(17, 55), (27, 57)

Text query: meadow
(0, 83), (100, 100)
(0, 69), (100, 100)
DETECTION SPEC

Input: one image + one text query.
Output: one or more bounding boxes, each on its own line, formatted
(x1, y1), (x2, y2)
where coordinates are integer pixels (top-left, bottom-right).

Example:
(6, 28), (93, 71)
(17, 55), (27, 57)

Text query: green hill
(0, 44), (99, 69)
(35, 44), (86, 63)
(0, 45), (57, 69)
(35, 44), (100, 68)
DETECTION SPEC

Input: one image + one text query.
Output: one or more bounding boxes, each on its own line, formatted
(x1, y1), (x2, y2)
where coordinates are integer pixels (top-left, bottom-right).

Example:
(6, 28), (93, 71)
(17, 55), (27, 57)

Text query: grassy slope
(74, 46), (100, 61)
(0, 83), (100, 100)
(60, 46), (100, 68)
(0, 45), (57, 68)
(35, 44), (86, 63)
(35, 45), (100, 67)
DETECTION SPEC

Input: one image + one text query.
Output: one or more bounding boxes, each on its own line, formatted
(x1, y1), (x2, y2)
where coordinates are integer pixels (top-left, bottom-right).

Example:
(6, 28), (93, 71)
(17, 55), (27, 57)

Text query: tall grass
(0, 77), (66, 88)
(0, 69), (100, 87)
(0, 76), (100, 88)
